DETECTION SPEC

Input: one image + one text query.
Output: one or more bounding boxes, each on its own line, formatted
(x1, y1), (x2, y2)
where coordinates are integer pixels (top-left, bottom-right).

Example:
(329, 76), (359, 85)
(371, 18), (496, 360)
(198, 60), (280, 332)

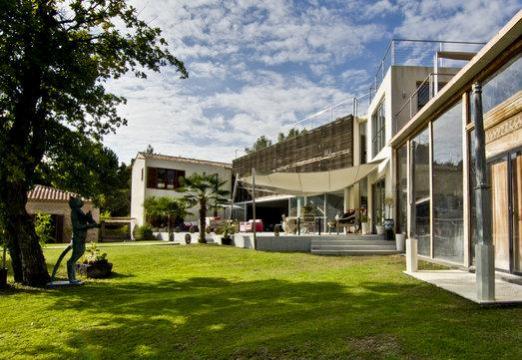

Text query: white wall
(364, 66), (434, 231)
(131, 155), (232, 227)
(130, 157), (147, 228)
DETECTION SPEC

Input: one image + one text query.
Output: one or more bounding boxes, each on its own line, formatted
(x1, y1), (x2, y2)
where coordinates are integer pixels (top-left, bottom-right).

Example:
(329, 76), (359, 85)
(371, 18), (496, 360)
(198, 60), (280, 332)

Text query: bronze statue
(50, 196), (99, 284)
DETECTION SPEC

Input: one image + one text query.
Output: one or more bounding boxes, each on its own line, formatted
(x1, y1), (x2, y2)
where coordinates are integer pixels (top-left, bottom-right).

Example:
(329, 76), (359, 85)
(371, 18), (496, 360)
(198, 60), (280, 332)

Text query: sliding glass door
(489, 158), (511, 271)
(487, 150), (522, 274)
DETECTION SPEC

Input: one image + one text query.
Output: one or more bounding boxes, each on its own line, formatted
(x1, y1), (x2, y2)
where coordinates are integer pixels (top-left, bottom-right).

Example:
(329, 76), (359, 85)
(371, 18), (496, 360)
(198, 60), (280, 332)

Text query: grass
(1, 244), (521, 360)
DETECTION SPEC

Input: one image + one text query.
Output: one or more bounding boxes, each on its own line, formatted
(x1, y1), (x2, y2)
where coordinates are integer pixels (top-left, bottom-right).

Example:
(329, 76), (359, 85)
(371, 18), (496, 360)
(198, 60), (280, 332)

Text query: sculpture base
(47, 280), (84, 288)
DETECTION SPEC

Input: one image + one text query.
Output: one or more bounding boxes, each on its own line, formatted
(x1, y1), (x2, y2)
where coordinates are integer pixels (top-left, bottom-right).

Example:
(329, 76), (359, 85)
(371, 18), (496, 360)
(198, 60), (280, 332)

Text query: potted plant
(396, 232), (406, 252)
(76, 242), (113, 279)
(360, 213), (369, 235)
(0, 229), (7, 289)
(218, 222), (236, 245)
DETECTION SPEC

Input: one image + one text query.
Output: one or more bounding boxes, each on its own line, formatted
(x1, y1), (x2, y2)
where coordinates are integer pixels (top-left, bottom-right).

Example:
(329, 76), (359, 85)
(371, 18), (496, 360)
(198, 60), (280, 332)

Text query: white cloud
(395, 0), (520, 41)
(102, 0), (518, 165)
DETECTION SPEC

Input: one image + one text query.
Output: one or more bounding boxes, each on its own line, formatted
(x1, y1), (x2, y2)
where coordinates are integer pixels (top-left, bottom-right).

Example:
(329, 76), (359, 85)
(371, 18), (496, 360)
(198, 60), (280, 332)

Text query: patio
(405, 270), (522, 306)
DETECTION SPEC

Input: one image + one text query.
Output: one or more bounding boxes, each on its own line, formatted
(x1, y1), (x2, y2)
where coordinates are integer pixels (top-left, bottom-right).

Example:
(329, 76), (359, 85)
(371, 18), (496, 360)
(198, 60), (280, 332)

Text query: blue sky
(105, 0), (521, 164)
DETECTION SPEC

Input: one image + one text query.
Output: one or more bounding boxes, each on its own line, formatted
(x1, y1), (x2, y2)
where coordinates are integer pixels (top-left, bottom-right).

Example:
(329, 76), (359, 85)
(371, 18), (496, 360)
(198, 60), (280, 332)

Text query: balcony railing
(393, 73), (456, 135)
(369, 39), (485, 103)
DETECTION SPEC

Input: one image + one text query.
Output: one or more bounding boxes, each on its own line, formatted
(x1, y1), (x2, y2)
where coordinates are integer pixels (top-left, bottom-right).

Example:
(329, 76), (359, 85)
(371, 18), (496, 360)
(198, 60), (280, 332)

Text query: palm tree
(143, 197), (191, 239)
(178, 173), (230, 243)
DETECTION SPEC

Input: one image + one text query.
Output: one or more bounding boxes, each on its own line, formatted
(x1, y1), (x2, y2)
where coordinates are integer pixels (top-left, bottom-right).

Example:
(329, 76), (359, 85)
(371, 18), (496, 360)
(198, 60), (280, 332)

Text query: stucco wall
(26, 201), (100, 243)
(131, 155), (232, 227)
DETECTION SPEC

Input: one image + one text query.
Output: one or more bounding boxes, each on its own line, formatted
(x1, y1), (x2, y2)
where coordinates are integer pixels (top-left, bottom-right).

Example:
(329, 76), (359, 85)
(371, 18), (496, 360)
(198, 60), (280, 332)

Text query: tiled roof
(137, 152), (232, 169)
(27, 185), (91, 202)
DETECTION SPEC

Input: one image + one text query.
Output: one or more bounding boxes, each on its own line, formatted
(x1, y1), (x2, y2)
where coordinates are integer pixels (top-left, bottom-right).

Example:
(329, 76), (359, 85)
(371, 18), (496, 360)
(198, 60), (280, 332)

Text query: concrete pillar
(476, 244), (495, 301)
(471, 83), (495, 302)
(406, 238), (418, 273)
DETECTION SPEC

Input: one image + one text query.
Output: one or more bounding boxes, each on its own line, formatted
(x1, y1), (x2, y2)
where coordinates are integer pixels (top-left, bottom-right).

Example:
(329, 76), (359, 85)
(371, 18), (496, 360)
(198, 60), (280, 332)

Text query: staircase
(311, 234), (398, 256)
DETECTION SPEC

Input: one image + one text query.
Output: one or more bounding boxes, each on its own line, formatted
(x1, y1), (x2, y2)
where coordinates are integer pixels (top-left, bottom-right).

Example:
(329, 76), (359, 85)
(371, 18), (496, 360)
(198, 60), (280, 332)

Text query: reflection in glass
(482, 54), (521, 114)
(416, 201), (430, 256)
(397, 145), (408, 234)
(432, 101), (464, 262)
(413, 127), (431, 256)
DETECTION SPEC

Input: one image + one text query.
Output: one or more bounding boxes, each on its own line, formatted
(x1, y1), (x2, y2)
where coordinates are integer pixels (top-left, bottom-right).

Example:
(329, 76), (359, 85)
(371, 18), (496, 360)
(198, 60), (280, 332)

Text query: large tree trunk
(199, 200), (207, 244)
(3, 181), (50, 287)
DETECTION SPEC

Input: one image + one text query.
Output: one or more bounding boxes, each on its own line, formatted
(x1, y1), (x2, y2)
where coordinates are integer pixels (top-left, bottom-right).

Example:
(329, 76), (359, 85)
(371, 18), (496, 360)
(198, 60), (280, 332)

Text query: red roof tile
(27, 185), (91, 202)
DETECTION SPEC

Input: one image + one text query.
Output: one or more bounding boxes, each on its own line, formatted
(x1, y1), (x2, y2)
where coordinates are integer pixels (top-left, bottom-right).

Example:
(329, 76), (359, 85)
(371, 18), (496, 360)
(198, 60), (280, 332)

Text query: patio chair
(336, 209), (360, 234)
(282, 215), (298, 234)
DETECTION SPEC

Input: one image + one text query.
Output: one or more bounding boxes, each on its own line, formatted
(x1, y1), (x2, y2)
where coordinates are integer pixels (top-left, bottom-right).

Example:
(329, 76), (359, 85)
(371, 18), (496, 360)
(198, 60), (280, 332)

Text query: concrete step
(311, 249), (399, 256)
(314, 234), (386, 240)
(311, 244), (397, 251)
(311, 240), (393, 246)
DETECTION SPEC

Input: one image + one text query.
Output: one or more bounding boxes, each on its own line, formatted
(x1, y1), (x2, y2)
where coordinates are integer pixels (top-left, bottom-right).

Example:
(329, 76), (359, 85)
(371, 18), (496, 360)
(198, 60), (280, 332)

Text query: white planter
(376, 225), (384, 235)
(395, 233), (406, 252)
(361, 222), (369, 235)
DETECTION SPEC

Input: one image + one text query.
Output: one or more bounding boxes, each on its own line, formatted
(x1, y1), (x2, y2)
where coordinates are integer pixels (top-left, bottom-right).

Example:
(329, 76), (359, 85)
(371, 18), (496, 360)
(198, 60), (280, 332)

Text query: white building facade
(130, 153), (232, 228)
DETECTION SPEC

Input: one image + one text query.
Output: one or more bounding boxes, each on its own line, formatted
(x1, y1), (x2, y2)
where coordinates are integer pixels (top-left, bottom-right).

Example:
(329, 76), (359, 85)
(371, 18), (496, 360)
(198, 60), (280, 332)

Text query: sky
(104, 0), (521, 164)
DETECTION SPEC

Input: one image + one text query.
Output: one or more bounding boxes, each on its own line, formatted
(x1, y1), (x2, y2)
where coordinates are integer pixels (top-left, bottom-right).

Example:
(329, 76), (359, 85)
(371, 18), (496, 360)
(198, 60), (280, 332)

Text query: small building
(130, 152), (232, 229)
(26, 185), (100, 243)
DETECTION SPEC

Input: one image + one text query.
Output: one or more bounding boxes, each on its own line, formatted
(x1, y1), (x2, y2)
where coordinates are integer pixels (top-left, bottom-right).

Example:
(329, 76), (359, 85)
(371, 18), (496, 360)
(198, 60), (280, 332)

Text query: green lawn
(1, 244), (521, 360)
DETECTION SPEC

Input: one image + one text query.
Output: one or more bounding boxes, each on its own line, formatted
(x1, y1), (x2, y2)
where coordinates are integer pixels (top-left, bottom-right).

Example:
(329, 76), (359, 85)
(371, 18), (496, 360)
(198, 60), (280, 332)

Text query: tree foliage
(244, 135), (272, 154)
(178, 173), (230, 243)
(143, 196), (191, 234)
(277, 128), (307, 143)
(0, 0), (186, 286)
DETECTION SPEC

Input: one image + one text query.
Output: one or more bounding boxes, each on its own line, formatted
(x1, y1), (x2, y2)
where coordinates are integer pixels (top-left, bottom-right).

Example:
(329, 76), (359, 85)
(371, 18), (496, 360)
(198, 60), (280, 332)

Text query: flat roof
(136, 152), (231, 169)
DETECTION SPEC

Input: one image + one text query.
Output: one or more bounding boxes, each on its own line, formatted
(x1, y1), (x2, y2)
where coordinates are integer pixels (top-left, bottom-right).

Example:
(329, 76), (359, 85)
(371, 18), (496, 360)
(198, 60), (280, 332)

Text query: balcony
(369, 39), (485, 103)
(393, 73), (456, 135)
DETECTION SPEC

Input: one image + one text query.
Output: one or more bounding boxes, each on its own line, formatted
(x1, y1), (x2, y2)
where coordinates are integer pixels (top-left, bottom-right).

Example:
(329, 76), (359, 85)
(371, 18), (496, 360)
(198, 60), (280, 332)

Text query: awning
(239, 160), (382, 196)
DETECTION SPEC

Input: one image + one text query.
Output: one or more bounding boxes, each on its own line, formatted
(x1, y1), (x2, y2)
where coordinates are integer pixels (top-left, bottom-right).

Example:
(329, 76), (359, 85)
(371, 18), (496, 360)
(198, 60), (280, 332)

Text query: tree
(178, 174), (230, 243)
(143, 197), (191, 237)
(245, 135), (272, 154)
(36, 137), (131, 216)
(277, 128), (304, 143)
(0, 0), (187, 286)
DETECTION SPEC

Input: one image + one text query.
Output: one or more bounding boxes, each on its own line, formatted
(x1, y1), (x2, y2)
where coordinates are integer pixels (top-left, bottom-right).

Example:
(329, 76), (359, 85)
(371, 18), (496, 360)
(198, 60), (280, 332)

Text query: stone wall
(26, 201), (100, 243)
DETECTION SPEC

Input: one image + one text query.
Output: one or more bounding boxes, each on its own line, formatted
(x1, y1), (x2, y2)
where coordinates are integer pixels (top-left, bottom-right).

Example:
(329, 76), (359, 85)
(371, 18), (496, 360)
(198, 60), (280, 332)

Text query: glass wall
(289, 197), (298, 217)
(413, 127), (431, 256)
(372, 99), (386, 157)
(326, 192), (344, 222)
(432, 101), (464, 262)
(482, 53), (521, 114)
(397, 144), (408, 234)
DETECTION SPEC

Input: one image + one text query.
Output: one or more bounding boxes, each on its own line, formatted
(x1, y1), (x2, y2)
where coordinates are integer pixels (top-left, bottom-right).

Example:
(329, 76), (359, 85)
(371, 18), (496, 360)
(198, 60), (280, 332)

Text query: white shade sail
(239, 161), (381, 196)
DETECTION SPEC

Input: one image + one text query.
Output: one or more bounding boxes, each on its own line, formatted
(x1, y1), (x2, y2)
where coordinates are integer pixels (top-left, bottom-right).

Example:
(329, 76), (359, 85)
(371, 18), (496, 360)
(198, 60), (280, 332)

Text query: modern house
(232, 115), (354, 231)
(391, 12), (522, 274)
(26, 185), (100, 243)
(231, 10), (521, 275)
(130, 152), (232, 229)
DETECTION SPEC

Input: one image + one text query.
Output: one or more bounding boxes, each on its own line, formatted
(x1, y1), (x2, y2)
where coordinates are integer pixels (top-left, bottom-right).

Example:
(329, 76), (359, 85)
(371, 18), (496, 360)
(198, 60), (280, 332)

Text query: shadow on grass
(15, 274), (481, 360)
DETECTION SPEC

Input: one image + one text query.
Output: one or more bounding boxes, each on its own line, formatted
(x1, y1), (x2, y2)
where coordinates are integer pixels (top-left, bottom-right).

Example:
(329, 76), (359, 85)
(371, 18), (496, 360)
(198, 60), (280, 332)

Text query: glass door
(512, 152), (522, 273)
(489, 158), (511, 271)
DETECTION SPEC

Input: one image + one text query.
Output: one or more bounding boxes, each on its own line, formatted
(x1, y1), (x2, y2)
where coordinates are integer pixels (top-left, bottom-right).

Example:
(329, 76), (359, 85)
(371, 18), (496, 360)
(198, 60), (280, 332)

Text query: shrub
(134, 225), (154, 240)
(35, 212), (54, 245)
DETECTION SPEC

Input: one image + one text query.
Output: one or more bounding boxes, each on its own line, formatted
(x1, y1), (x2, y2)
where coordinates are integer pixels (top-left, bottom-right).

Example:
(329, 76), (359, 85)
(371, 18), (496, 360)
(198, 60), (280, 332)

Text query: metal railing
(393, 73), (456, 134)
(369, 39), (486, 102)
(283, 91), (372, 133)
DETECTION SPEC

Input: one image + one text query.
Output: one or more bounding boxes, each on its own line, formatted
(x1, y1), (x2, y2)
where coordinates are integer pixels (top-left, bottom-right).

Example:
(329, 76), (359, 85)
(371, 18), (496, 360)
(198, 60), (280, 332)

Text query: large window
(147, 167), (185, 190)
(482, 53), (521, 114)
(413, 127), (430, 256)
(372, 99), (385, 157)
(432, 101), (464, 263)
(397, 144), (408, 234)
